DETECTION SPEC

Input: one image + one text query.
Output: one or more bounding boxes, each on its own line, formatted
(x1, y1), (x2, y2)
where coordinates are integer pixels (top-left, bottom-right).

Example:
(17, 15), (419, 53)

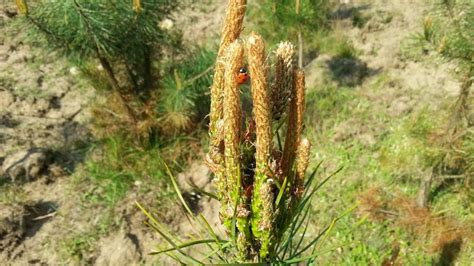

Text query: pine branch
(72, 0), (138, 124)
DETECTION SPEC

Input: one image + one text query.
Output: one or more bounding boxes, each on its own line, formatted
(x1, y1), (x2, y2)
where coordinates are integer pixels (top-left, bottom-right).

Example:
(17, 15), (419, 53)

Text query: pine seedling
(205, 1), (315, 260)
(420, 0), (473, 130)
(131, 1), (335, 263)
(415, 0), (474, 206)
(142, 26), (335, 261)
(15, 0), (191, 143)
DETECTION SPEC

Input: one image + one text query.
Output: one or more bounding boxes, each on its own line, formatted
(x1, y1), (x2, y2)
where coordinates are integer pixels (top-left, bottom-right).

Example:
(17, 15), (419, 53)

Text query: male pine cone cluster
(205, 1), (311, 261)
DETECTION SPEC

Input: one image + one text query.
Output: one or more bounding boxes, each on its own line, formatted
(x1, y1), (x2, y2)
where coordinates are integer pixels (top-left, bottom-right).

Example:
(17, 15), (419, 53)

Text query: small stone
(159, 18), (174, 30)
(6, 50), (28, 64)
(177, 162), (211, 191)
(0, 90), (15, 107)
(2, 149), (51, 182)
(388, 97), (411, 117)
(69, 67), (79, 76)
(95, 233), (142, 266)
(359, 133), (377, 147)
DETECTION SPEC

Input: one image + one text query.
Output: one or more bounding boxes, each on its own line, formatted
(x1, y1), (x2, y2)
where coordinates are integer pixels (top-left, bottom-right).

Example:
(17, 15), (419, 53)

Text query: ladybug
(237, 67), (249, 85)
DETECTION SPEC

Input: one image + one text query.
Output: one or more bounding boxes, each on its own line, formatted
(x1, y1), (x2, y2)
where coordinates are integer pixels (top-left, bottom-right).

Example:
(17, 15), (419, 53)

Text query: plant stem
(296, 0), (303, 68)
(143, 45), (153, 92)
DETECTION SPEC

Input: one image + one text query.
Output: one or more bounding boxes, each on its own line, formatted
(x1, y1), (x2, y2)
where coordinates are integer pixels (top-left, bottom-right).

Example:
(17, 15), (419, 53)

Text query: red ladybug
(237, 67), (249, 84)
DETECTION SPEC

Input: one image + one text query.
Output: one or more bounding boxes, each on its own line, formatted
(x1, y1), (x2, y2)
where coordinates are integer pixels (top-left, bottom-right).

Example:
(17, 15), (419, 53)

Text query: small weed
(351, 9), (370, 28)
(376, 10), (394, 24)
(80, 137), (168, 206)
(247, 0), (331, 47)
(315, 30), (359, 59)
(58, 213), (115, 263)
(158, 47), (215, 135)
(378, 111), (443, 179)
(0, 74), (15, 90)
(60, 234), (96, 262)
(78, 131), (201, 208)
(0, 185), (28, 204)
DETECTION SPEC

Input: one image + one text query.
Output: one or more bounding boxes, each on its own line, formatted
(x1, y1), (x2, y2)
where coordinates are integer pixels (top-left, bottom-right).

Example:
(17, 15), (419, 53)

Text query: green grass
(0, 184), (28, 204)
(315, 30), (360, 59)
(303, 67), (473, 264)
(77, 135), (182, 206)
(58, 210), (116, 263)
(246, 0), (331, 48)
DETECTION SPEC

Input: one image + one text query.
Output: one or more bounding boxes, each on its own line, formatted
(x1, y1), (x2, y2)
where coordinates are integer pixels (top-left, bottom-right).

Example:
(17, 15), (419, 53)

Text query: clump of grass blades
(81, 132), (201, 212)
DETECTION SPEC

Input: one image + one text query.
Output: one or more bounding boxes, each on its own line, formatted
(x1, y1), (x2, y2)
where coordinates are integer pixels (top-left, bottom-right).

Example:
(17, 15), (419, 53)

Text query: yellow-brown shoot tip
(296, 138), (311, 181)
(219, 0), (247, 57)
(275, 42), (295, 60)
(223, 40), (244, 171)
(294, 67), (305, 135)
(247, 32), (271, 172)
(272, 41), (296, 119)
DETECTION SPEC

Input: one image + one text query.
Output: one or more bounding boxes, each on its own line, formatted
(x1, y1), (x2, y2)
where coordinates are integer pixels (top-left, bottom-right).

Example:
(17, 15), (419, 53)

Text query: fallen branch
(32, 212), (56, 221)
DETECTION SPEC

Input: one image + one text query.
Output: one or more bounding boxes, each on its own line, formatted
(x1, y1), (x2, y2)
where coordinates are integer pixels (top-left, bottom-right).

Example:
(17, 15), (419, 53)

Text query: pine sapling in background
(421, 0), (473, 132)
(14, 1), (216, 225)
(417, 0), (474, 206)
(14, 0), (211, 143)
